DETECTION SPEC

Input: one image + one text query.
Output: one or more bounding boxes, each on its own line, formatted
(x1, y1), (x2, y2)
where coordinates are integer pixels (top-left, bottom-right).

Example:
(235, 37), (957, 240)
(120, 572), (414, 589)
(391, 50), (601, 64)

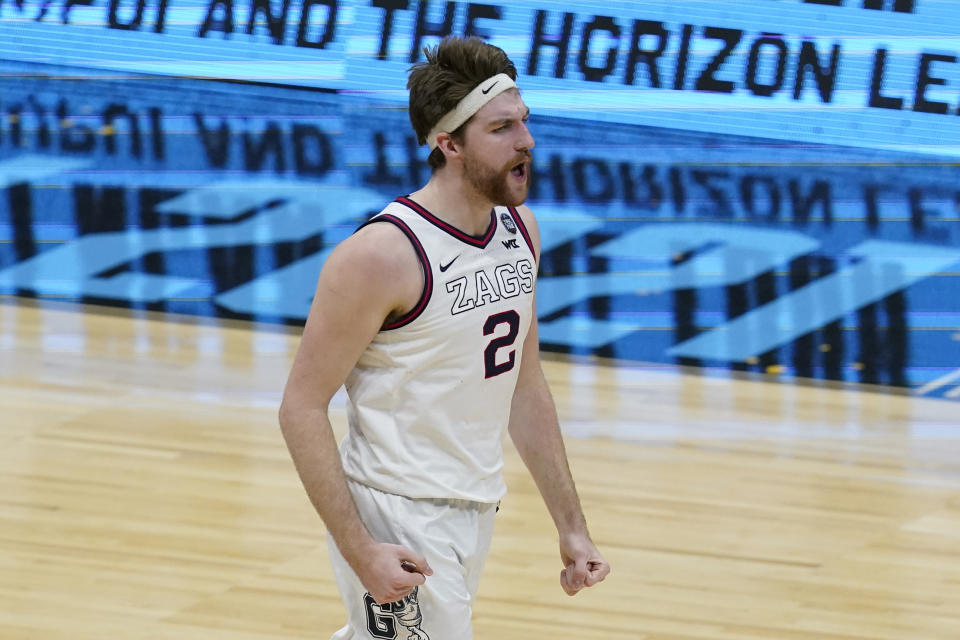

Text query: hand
(558, 533), (610, 596)
(353, 542), (434, 605)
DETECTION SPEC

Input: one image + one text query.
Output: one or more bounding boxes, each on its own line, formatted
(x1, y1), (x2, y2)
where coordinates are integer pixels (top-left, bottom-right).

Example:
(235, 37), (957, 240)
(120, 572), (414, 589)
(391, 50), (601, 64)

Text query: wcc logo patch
(363, 588), (430, 639)
(500, 212), (517, 234)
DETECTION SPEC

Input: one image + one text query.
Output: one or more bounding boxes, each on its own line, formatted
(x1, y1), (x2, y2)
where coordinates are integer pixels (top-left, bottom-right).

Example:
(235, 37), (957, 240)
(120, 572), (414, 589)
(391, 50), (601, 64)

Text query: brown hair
(407, 36), (518, 170)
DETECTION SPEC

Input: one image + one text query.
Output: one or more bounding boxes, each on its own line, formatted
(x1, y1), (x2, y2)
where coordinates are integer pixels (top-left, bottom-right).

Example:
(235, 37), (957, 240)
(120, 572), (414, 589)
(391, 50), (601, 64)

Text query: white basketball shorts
(327, 480), (498, 640)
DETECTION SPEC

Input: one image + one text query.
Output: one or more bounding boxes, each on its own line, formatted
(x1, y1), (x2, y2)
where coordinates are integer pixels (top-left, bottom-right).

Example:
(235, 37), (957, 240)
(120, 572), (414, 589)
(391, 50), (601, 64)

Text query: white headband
(426, 73), (517, 151)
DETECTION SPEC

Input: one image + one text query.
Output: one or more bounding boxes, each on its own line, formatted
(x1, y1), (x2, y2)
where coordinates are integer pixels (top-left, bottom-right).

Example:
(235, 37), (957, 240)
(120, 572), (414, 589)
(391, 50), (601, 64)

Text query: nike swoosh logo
(481, 81), (498, 95)
(439, 255), (460, 272)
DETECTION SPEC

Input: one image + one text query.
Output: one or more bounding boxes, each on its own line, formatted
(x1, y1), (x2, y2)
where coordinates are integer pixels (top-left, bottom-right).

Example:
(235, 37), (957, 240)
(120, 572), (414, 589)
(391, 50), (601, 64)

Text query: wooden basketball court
(2, 297), (959, 639)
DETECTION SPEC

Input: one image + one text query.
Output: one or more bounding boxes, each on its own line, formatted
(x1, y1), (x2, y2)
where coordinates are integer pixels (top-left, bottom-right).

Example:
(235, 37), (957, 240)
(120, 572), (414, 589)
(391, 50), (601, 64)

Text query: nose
(515, 120), (535, 151)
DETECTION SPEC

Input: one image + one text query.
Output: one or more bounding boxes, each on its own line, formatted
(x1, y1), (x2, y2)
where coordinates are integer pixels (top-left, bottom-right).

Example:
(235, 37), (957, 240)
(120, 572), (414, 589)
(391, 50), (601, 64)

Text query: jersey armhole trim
(508, 207), (536, 261)
(357, 214), (433, 331)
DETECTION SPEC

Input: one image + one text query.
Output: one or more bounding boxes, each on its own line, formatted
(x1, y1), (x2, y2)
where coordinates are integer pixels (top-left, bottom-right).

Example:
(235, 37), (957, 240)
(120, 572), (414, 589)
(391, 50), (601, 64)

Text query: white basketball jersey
(339, 196), (537, 503)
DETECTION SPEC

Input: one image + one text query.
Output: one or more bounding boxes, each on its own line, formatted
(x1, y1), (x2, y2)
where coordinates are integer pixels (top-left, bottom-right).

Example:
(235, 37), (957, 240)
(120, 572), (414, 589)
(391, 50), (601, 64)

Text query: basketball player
(278, 36), (610, 639)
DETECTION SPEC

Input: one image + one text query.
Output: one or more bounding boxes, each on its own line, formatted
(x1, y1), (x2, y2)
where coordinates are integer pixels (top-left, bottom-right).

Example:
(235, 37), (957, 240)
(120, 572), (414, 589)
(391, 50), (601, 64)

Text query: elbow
(278, 396), (304, 436)
(507, 416), (530, 449)
(277, 392), (330, 436)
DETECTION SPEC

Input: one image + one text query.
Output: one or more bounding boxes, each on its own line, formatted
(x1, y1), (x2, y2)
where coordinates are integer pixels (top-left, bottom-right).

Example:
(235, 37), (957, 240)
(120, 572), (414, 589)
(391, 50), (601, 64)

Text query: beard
(461, 149), (531, 207)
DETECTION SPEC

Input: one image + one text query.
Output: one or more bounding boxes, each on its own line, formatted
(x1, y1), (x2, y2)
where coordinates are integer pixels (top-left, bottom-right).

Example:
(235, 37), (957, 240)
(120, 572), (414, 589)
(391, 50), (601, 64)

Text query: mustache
(506, 151), (533, 168)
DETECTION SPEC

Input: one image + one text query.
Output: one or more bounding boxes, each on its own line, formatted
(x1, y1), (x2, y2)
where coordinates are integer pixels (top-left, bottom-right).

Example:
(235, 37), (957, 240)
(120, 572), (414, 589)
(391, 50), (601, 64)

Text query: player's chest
(434, 251), (535, 318)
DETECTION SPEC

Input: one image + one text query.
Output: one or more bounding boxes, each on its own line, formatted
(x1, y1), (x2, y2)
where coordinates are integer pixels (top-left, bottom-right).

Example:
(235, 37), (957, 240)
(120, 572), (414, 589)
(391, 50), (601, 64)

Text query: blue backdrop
(1, 0), (959, 396)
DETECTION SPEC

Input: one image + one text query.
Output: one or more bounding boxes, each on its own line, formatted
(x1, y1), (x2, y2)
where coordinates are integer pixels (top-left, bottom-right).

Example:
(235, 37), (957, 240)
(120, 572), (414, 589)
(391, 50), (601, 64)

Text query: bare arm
(278, 222), (433, 604)
(509, 313), (587, 537)
(507, 205), (610, 595)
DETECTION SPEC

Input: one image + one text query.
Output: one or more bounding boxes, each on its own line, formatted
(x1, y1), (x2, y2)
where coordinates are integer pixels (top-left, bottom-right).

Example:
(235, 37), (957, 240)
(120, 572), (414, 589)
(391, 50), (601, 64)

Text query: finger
(584, 560), (610, 586)
(375, 590), (407, 606)
(398, 560), (429, 579)
(400, 550), (434, 577)
(596, 559), (611, 578)
(560, 569), (572, 595)
(402, 571), (427, 587)
(380, 575), (423, 604)
(595, 560), (611, 579)
(380, 590), (416, 606)
(415, 553), (433, 576)
(560, 567), (580, 596)
(569, 557), (589, 591)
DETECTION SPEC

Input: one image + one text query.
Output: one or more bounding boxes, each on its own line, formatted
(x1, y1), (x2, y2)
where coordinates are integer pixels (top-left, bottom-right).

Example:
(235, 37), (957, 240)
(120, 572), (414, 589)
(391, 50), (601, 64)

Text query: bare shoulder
(338, 219), (420, 275)
(320, 218), (423, 320)
(286, 218), (424, 407)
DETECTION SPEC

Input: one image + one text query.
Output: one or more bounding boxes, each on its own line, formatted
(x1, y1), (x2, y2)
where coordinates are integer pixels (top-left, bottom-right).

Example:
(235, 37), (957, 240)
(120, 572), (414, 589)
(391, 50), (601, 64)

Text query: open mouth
(510, 162), (526, 181)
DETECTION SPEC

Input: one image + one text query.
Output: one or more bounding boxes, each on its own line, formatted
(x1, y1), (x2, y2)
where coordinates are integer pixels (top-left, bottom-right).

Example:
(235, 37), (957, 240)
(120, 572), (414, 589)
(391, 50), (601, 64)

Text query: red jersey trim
(508, 207), (536, 262)
(396, 196), (497, 249)
(357, 214), (433, 331)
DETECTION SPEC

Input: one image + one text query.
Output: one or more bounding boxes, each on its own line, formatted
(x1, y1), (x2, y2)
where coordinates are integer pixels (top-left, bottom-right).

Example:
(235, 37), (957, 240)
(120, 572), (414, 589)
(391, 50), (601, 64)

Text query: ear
(435, 131), (462, 161)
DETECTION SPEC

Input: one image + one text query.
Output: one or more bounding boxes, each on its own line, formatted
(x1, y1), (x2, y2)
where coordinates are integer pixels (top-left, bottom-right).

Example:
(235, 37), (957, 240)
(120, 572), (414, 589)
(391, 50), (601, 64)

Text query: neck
(407, 169), (492, 236)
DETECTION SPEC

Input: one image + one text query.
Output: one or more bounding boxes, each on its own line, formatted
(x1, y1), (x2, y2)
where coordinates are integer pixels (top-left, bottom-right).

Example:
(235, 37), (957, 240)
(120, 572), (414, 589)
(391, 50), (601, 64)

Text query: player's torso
(341, 196), (537, 501)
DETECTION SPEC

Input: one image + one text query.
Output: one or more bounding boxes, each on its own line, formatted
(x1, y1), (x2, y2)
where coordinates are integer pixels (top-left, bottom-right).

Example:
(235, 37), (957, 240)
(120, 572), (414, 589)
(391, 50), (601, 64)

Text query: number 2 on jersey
(483, 310), (520, 378)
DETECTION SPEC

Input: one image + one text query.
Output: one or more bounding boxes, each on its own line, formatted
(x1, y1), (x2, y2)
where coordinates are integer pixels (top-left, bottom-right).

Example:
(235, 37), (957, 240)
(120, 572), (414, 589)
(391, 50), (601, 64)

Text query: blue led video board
(1, 0), (959, 395)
